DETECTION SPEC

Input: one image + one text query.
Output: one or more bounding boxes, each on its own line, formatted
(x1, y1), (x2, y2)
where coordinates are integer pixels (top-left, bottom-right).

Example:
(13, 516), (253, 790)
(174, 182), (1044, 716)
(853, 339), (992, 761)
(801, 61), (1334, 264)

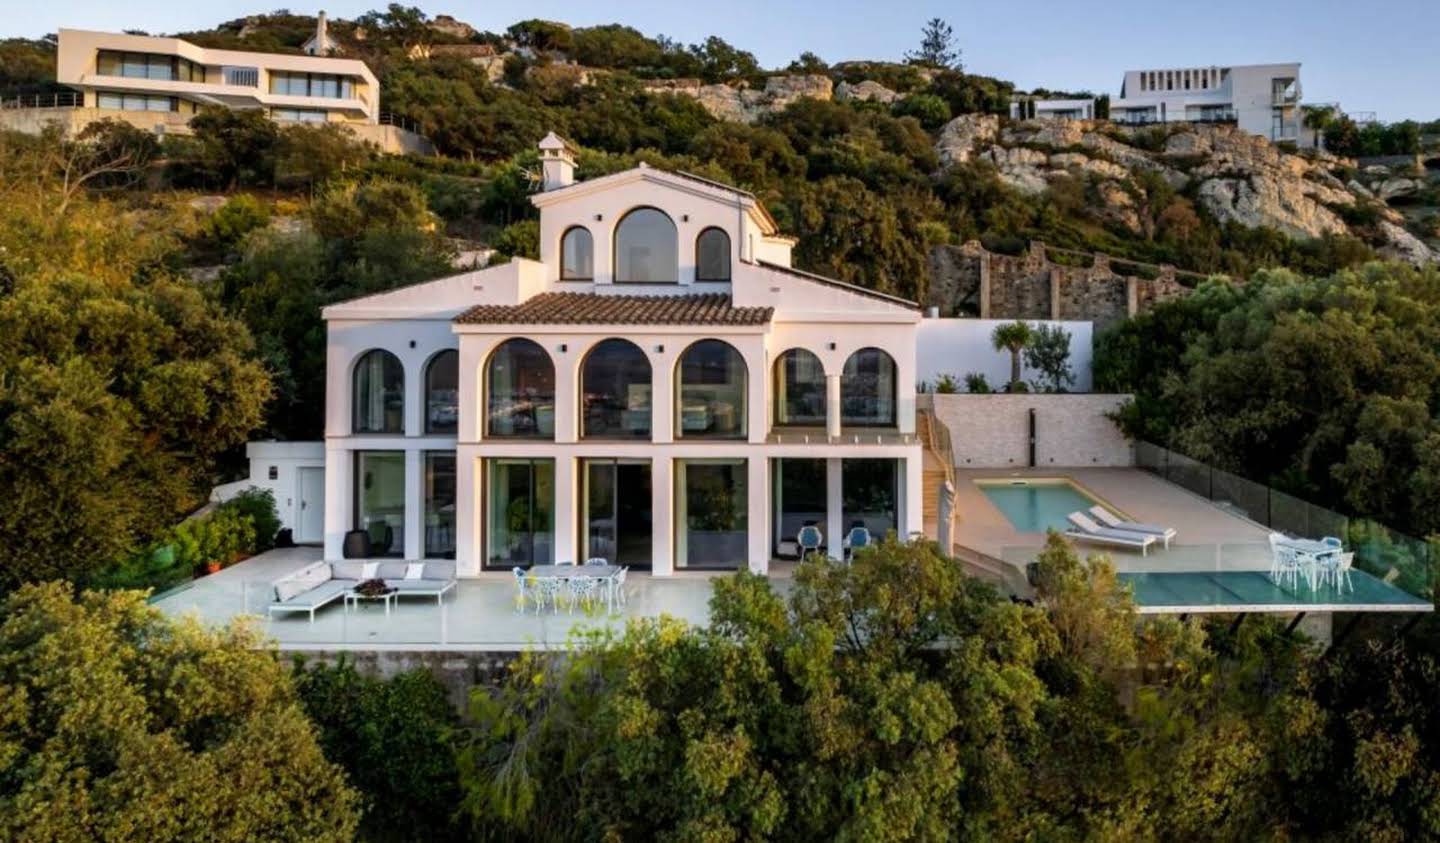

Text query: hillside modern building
(320, 133), (924, 576)
(1009, 97), (1096, 121)
(0, 23), (430, 154)
(1110, 63), (1309, 144)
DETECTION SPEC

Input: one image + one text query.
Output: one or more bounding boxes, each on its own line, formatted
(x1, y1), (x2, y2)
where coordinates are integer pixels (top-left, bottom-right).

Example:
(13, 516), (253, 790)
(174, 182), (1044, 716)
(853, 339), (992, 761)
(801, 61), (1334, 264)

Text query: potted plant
(686, 477), (746, 566)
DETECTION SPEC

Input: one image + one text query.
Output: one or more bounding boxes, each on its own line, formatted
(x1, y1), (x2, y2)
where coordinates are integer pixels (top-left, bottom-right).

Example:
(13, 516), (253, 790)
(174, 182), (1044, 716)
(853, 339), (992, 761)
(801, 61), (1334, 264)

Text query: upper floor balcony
(1271, 79), (1302, 106)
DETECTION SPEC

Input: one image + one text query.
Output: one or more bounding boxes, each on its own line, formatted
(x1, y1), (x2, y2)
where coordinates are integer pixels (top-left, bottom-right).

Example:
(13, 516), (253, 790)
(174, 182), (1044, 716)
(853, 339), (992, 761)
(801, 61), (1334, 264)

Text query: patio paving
(152, 547), (794, 651)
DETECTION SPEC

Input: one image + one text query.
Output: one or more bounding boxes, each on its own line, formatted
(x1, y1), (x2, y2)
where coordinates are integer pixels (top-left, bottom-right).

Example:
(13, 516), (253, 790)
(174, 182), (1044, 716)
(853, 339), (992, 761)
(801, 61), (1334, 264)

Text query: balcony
(221, 67), (259, 88)
(1271, 80), (1302, 106)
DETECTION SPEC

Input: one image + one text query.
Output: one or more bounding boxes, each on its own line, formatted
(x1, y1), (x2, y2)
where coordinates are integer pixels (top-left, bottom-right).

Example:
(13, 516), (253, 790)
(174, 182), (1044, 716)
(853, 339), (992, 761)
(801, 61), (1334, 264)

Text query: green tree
(905, 17), (962, 71)
(1024, 322), (1074, 392)
(0, 583), (359, 840)
(189, 105), (281, 188)
(991, 320), (1034, 392)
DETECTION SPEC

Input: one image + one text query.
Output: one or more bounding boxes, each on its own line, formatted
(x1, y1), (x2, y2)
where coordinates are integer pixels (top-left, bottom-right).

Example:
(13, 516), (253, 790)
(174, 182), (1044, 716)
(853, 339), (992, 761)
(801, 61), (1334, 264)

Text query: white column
(457, 337), (484, 443)
(825, 374), (842, 440)
(454, 449), (480, 575)
(826, 457), (844, 561)
(747, 456), (769, 574)
(651, 457), (674, 575)
(746, 343), (766, 444)
(652, 348), (674, 444)
(323, 445), (350, 559)
(554, 344), (579, 444)
(553, 455), (576, 565)
(904, 452), (924, 540)
(404, 448), (423, 559)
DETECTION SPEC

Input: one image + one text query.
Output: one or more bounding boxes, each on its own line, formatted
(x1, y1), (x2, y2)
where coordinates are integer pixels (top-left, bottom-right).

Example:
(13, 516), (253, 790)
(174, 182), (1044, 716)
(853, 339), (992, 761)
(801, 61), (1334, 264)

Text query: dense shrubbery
(1096, 261), (1440, 538)
(93, 488), (280, 590)
(0, 584), (360, 840)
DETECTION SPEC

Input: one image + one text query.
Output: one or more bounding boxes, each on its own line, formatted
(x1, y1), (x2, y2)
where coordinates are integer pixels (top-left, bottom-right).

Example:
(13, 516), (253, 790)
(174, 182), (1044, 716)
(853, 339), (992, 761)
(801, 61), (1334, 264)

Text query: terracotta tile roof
(453, 292), (773, 326)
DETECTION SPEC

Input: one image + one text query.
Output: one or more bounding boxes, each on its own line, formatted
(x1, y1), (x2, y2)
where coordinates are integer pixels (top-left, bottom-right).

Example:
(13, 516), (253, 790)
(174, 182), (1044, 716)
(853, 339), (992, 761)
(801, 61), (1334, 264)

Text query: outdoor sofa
(268, 560), (458, 622)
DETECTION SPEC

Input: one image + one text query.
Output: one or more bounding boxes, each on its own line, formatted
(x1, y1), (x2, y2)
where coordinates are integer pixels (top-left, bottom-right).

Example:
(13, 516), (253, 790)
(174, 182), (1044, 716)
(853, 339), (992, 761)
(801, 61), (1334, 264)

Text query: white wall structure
(322, 136), (925, 577)
(211, 441), (326, 542)
(1111, 63), (1311, 144)
(928, 394), (1133, 468)
(916, 318), (1094, 393)
(1010, 97), (1096, 120)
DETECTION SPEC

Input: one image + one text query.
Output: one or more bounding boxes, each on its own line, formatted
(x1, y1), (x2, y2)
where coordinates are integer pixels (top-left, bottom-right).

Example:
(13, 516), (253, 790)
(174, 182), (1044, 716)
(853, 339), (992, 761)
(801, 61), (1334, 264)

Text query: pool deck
(955, 467), (1275, 572)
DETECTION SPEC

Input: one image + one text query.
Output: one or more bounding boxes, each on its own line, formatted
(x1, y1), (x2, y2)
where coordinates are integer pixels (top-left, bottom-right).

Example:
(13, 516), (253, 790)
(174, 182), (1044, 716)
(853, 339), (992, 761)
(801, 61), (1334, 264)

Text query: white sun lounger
(1064, 512), (1156, 556)
(1088, 506), (1176, 549)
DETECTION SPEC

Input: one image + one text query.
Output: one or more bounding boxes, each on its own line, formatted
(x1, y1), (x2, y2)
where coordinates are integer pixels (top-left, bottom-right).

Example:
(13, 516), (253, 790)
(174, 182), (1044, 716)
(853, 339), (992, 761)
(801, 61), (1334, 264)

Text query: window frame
(694, 227), (732, 282)
(559, 225), (594, 281)
(612, 206), (679, 284)
(352, 349), (406, 435)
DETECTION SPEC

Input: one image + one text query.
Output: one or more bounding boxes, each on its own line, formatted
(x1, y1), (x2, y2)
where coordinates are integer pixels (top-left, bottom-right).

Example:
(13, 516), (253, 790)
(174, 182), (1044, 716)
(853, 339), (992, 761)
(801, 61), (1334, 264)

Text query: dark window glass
(582, 339), (651, 438)
(487, 339), (555, 438)
(695, 228), (730, 281)
(841, 348), (896, 427)
(424, 452), (456, 558)
(354, 451), (404, 557)
(560, 226), (593, 279)
(842, 458), (898, 542)
(614, 207), (677, 283)
(425, 350), (458, 435)
(486, 458), (554, 568)
(353, 349), (404, 433)
(677, 339), (746, 438)
(676, 459), (747, 569)
(774, 348), (826, 426)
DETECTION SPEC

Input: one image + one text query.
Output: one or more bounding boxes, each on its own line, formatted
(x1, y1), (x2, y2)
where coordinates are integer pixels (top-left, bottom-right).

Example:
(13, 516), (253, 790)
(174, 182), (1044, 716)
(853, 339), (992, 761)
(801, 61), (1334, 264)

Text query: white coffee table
(345, 588), (397, 616)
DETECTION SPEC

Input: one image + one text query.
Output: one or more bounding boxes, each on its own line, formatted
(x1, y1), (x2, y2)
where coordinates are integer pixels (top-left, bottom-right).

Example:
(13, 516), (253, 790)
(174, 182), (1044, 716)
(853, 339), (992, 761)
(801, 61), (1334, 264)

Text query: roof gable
(530, 164), (779, 235)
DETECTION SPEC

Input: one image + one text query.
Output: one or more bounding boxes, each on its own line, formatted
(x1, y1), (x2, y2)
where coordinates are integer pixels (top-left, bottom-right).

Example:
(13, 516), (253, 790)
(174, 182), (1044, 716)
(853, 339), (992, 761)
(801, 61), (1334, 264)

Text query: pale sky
(7, 0), (1438, 121)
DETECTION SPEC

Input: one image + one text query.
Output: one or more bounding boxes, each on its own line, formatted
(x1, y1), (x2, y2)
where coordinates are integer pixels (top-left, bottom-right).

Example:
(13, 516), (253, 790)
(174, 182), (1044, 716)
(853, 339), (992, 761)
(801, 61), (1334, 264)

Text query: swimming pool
(976, 479), (1109, 533)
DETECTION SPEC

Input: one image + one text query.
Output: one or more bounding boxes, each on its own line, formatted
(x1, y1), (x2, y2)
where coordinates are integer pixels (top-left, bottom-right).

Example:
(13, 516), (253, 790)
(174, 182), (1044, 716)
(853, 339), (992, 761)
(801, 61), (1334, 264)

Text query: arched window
(841, 348), (897, 427)
(676, 339), (746, 438)
(353, 349), (404, 434)
(614, 207), (677, 283)
(560, 225), (593, 280)
(424, 350), (458, 434)
(486, 339), (555, 438)
(695, 227), (731, 282)
(773, 348), (826, 427)
(582, 339), (651, 438)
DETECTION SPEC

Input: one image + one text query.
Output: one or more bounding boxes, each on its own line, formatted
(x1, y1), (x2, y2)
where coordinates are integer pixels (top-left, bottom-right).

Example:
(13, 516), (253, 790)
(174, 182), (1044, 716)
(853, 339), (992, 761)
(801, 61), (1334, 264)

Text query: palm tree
(991, 321), (1033, 392)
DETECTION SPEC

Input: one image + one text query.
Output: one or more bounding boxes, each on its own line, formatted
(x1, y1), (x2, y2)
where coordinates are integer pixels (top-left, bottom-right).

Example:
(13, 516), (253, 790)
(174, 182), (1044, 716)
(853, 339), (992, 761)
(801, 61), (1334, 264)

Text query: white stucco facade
(321, 139), (923, 576)
(1111, 63), (1311, 144)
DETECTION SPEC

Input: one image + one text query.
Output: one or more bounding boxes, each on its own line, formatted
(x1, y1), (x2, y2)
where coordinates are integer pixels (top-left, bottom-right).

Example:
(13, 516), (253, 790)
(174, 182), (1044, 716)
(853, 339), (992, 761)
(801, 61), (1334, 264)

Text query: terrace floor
(152, 548), (798, 651)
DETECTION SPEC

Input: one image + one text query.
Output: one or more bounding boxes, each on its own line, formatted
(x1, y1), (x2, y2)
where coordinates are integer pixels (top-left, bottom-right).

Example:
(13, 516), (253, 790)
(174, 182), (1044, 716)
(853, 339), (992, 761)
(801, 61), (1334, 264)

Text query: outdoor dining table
(526, 564), (623, 613)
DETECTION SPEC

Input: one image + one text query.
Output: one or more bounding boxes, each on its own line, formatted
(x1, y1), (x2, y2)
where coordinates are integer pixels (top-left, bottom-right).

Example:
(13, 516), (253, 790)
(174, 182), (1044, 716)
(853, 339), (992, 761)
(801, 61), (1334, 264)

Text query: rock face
(932, 117), (1439, 265)
(645, 74), (832, 123)
(428, 14), (476, 40)
(835, 80), (898, 104)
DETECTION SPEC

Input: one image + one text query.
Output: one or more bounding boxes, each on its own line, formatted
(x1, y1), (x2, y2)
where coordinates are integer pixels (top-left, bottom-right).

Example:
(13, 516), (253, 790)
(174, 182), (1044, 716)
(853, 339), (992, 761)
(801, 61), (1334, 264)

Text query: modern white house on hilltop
(0, 22), (430, 154)
(319, 133), (924, 576)
(1111, 63), (1310, 144)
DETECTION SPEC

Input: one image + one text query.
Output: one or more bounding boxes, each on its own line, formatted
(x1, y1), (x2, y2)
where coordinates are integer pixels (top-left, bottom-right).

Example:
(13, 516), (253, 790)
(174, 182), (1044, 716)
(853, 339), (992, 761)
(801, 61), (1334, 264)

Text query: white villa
(0, 23), (430, 154)
(1111, 63), (1309, 144)
(317, 133), (924, 577)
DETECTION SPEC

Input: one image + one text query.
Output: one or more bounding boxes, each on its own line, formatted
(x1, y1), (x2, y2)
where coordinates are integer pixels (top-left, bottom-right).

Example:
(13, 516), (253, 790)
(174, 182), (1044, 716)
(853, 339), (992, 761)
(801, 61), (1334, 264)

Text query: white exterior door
(297, 467), (325, 544)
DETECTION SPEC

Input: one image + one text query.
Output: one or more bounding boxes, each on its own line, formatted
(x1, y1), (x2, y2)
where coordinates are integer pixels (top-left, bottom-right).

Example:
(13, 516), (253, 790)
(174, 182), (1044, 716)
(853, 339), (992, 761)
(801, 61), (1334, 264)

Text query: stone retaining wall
(929, 393), (1134, 468)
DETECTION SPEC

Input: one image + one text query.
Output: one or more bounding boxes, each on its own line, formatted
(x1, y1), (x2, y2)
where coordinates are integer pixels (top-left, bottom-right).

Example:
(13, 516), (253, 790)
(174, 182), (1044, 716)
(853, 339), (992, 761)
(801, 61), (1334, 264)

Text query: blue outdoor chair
(797, 525), (824, 559)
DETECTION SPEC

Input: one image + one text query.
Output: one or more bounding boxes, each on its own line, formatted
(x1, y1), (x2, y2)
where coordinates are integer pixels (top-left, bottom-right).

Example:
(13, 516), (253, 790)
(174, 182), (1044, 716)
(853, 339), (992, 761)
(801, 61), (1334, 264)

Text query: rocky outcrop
(934, 114), (999, 166)
(645, 74), (831, 123)
(835, 80), (898, 104)
(428, 14), (476, 40)
(932, 117), (1437, 265)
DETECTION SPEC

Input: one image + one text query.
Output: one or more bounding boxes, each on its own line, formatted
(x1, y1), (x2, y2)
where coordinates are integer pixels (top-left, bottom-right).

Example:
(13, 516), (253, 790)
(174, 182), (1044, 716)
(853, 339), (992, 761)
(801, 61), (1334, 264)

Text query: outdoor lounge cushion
(1064, 512), (1156, 551)
(274, 579), (349, 608)
(1088, 506), (1177, 541)
(331, 561), (367, 581)
(273, 562), (332, 602)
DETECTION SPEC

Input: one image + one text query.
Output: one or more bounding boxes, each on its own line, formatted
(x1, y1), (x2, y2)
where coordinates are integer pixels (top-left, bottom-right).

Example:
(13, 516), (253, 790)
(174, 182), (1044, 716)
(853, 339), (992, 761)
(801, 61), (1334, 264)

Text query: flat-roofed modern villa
(155, 132), (1431, 650)
(0, 20), (432, 154)
(1111, 63), (1310, 144)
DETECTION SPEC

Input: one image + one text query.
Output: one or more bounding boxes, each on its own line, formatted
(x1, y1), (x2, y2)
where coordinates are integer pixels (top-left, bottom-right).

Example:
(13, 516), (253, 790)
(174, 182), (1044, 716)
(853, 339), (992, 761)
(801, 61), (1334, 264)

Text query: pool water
(978, 480), (1107, 533)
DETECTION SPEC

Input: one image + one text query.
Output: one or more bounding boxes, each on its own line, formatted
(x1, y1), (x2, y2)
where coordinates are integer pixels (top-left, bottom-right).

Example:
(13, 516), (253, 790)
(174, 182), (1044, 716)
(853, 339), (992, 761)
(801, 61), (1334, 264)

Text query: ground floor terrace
(152, 547), (799, 651)
(325, 447), (924, 577)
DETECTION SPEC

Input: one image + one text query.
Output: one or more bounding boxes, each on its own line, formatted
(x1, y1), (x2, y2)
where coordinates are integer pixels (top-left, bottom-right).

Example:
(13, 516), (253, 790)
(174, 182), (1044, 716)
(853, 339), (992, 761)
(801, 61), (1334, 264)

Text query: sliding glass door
(582, 459), (651, 568)
(675, 459), (748, 570)
(842, 458), (899, 540)
(485, 458), (554, 569)
(354, 451), (405, 557)
(772, 458), (827, 557)
(424, 452), (456, 559)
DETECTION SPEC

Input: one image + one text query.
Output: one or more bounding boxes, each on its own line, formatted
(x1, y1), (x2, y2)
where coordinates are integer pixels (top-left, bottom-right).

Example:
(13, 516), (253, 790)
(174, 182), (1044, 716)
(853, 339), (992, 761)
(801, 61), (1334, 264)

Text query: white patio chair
(609, 566), (629, 612)
(1317, 551), (1355, 593)
(567, 575), (600, 614)
(555, 559), (576, 566)
(1271, 543), (1306, 591)
(531, 576), (563, 615)
(585, 556), (608, 567)
(511, 567), (529, 614)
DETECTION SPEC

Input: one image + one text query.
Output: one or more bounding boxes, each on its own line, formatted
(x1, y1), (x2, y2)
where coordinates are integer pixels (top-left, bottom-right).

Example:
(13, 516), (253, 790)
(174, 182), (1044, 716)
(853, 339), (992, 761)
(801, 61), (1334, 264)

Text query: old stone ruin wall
(927, 241), (1201, 333)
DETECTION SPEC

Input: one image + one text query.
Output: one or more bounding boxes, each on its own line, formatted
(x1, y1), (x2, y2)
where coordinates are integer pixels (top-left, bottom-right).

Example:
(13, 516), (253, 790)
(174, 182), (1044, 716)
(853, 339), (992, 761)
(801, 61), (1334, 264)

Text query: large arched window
(560, 225), (593, 280)
(582, 339), (651, 438)
(695, 227), (731, 282)
(353, 349), (404, 434)
(677, 339), (746, 438)
(424, 350), (458, 434)
(614, 207), (677, 283)
(774, 348), (826, 427)
(486, 339), (555, 438)
(841, 347), (897, 427)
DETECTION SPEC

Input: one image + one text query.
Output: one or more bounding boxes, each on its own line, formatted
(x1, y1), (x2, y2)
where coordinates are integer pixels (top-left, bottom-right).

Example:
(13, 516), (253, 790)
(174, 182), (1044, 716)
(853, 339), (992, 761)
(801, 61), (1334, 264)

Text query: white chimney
(538, 132), (575, 191)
